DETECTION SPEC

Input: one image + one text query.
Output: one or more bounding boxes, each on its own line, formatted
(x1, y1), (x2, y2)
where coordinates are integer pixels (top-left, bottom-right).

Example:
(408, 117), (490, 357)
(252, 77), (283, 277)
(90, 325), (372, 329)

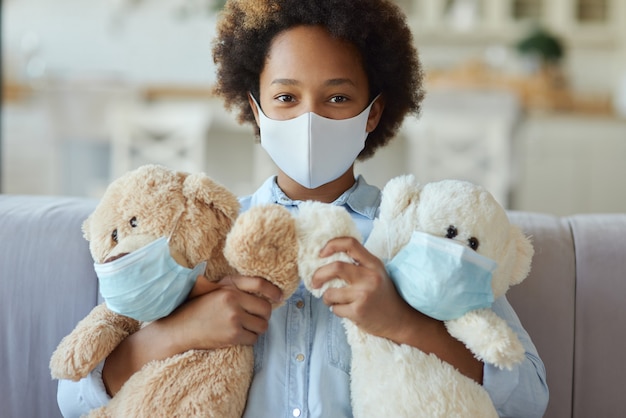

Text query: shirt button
(295, 353), (305, 362)
(292, 408), (302, 417)
(296, 300), (304, 309)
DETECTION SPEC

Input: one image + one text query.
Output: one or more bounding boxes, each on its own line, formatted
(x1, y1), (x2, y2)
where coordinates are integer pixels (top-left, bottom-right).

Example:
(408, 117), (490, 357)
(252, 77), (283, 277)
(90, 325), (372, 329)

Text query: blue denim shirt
(57, 175), (548, 418)
(240, 175), (381, 418)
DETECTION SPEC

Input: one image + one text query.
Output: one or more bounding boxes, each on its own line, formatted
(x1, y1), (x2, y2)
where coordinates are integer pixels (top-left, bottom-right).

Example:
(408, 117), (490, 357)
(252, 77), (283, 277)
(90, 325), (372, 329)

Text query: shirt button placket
(287, 290), (310, 417)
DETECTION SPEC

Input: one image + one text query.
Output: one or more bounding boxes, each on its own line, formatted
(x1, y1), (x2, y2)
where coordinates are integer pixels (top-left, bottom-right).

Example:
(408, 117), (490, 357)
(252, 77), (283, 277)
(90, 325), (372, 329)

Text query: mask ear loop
(370, 94), (382, 108)
(365, 93), (382, 117)
(249, 93), (265, 117)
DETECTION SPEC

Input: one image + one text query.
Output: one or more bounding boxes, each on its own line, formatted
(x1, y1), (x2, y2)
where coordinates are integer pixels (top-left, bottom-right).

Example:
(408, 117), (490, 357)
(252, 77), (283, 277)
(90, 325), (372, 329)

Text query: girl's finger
(322, 286), (353, 307)
(311, 260), (361, 288)
(319, 236), (380, 269)
(221, 274), (284, 303)
(188, 275), (222, 299)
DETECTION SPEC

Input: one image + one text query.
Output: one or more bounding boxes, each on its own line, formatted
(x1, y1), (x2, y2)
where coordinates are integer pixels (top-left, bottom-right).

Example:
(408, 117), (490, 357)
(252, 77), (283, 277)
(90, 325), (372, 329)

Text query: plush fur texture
(224, 204), (300, 305)
(298, 176), (534, 417)
(296, 201), (362, 298)
(49, 164), (300, 418)
(368, 176), (534, 370)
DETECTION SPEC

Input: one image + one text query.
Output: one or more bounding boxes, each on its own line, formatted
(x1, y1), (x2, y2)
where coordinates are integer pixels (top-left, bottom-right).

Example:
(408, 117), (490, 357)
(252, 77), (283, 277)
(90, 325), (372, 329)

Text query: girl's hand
(103, 274), (282, 396)
(310, 237), (418, 342)
(165, 274), (283, 353)
(310, 237), (485, 383)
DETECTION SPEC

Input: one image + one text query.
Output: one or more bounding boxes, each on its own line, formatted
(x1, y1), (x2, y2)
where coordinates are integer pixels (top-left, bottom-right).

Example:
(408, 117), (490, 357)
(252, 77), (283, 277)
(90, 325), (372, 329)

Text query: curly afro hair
(212, 0), (424, 160)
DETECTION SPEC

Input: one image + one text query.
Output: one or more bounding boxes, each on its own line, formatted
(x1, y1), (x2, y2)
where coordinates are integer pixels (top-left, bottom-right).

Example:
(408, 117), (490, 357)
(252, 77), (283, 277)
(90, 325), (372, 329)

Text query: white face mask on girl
(251, 95), (377, 189)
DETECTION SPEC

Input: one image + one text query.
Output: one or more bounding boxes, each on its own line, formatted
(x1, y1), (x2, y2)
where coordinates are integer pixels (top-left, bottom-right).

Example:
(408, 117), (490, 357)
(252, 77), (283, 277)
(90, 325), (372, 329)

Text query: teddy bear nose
(104, 253), (129, 264)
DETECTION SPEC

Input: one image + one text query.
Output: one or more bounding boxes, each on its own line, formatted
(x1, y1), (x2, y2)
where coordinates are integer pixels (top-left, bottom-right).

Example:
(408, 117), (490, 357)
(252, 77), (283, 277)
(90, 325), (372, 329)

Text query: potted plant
(515, 26), (565, 73)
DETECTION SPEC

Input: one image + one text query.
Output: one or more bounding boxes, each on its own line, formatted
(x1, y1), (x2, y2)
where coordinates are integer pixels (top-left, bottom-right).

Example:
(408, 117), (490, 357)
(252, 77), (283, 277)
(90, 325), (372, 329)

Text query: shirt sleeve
(483, 296), (549, 418)
(57, 361), (111, 418)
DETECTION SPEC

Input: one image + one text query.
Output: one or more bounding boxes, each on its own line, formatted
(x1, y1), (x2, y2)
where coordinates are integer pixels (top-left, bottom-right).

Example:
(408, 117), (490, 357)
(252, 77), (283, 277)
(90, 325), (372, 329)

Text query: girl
(58, 1), (548, 417)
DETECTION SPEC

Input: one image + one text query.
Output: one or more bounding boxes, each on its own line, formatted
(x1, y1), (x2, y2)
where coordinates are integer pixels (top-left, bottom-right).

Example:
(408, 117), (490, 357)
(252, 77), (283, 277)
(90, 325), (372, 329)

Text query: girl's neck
(276, 169), (356, 203)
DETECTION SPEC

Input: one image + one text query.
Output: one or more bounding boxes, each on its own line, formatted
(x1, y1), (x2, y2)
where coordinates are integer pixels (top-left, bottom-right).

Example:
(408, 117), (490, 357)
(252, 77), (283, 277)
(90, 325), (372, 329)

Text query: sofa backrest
(0, 195), (98, 418)
(508, 211), (626, 418)
(507, 212), (576, 418)
(1, 195), (625, 418)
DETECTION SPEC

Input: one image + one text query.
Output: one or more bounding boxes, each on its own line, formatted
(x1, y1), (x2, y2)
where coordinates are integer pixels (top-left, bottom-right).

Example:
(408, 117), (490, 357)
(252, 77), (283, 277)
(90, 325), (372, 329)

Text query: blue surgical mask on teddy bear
(94, 232), (207, 323)
(385, 230), (496, 321)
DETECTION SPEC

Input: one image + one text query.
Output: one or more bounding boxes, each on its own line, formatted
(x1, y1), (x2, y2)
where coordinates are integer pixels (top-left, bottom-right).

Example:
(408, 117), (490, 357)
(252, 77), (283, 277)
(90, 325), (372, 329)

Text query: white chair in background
(401, 88), (521, 207)
(40, 73), (132, 198)
(109, 100), (213, 180)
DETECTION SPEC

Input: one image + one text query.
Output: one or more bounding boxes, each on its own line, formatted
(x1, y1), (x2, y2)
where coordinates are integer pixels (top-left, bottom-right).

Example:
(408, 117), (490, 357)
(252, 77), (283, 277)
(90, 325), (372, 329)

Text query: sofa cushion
(0, 195), (98, 418)
(508, 211), (576, 418)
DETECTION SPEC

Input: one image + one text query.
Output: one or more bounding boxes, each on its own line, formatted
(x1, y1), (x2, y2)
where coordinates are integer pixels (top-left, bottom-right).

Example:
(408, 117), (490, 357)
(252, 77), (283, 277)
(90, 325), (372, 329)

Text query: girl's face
(250, 25), (383, 132)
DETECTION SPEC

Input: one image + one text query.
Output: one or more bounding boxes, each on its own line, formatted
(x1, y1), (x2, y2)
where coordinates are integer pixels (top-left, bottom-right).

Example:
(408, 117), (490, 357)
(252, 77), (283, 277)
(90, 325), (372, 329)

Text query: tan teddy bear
(297, 175), (534, 418)
(50, 164), (300, 418)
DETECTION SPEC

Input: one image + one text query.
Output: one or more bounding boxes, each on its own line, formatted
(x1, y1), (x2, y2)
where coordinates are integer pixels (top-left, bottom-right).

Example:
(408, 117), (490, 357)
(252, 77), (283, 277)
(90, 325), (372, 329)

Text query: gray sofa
(1, 194), (625, 418)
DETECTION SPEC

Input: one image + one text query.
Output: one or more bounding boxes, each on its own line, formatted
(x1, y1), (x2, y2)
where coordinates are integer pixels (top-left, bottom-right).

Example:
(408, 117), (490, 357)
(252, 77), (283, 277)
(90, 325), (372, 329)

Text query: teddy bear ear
(379, 174), (421, 221)
(507, 225), (535, 286)
(81, 216), (92, 241)
(182, 173), (241, 224)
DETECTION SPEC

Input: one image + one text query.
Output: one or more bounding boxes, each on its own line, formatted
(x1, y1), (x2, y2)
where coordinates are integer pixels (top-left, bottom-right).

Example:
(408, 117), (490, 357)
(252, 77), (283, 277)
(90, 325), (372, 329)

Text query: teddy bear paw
(224, 204), (300, 303)
(295, 201), (362, 297)
(445, 309), (525, 370)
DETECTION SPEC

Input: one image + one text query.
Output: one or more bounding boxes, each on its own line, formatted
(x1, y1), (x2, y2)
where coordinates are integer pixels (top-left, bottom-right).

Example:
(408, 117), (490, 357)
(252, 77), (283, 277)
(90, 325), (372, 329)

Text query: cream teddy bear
(297, 175), (534, 418)
(50, 164), (300, 418)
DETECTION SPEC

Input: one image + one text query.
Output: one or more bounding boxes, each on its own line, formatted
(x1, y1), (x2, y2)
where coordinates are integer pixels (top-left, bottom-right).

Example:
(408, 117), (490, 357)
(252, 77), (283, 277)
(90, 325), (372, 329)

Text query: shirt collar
(257, 175), (380, 219)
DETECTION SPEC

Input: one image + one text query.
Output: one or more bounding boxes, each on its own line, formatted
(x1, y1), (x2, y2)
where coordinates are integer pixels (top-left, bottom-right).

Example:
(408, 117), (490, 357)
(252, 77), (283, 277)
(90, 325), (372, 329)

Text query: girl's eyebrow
(271, 78), (300, 86)
(270, 78), (355, 87)
(325, 78), (355, 87)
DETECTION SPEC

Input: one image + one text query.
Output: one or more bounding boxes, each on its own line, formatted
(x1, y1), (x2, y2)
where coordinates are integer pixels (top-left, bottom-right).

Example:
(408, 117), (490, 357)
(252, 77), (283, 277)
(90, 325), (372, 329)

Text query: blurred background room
(2, 0), (626, 215)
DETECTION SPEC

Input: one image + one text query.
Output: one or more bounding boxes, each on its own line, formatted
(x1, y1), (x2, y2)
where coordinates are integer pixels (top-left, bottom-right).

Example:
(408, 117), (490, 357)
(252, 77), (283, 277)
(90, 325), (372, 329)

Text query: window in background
(444, 0), (483, 31)
(576, 0), (608, 23)
(394, 0), (417, 16)
(511, 0), (543, 21)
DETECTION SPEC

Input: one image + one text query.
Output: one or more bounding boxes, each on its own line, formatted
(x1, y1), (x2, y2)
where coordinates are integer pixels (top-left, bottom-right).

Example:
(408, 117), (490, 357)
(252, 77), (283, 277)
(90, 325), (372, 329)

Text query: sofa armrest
(0, 195), (98, 418)
(569, 214), (626, 418)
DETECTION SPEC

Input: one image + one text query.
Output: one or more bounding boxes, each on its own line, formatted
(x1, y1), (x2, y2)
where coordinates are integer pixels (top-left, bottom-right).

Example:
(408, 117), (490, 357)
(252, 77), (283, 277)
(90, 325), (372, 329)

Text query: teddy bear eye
(130, 217), (138, 228)
(468, 237), (479, 251)
(111, 229), (118, 243)
(445, 225), (458, 239)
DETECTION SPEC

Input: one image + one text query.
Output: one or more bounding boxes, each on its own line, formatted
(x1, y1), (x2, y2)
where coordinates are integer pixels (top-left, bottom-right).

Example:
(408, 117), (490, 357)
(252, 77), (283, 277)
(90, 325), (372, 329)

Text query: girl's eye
(276, 94), (295, 103)
(329, 95), (348, 103)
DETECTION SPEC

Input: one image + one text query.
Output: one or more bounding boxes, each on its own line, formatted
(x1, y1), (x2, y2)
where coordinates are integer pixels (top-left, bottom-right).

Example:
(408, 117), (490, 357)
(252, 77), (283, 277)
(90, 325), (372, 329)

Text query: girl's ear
(248, 93), (261, 127)
(366, 95), (385, 133)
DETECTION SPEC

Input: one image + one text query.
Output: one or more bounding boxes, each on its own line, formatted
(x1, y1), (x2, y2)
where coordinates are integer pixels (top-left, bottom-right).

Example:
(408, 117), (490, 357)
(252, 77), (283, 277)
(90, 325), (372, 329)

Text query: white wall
(5, 0), (626, 94)
(3, 0), (219, 86)
(3, 0), (626, 215)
